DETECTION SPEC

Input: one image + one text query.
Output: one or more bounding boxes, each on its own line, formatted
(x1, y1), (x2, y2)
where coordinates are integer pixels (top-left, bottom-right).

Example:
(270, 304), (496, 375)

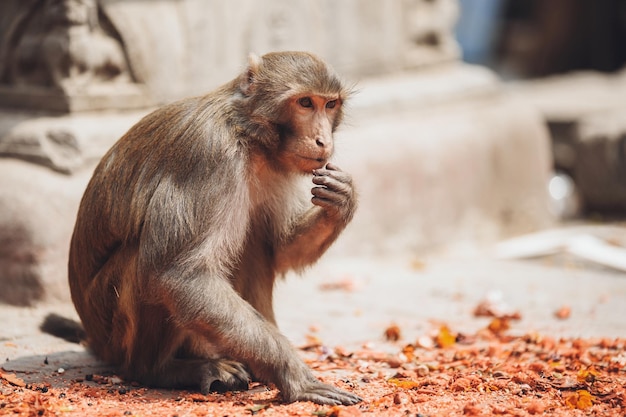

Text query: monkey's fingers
(311, 189), (351, 215)
(311, 186), (348, 204)
(311, 196), (333, 211)
(313, 166), (351, 183)
(312, 174), (352, 195)
(324, 162), (342, 172)
(289, 383), (362, 405)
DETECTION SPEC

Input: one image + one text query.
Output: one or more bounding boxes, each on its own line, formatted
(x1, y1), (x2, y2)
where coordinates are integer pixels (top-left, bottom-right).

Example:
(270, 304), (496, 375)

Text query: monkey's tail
(40, 313), (86, 344)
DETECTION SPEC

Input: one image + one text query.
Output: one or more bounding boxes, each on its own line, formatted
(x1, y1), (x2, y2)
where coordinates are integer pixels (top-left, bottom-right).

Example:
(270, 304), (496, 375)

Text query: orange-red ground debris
(2, 326), (625, 416)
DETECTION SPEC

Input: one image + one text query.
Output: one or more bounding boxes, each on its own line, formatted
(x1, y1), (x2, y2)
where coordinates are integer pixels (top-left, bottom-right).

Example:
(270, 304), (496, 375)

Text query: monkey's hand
(285, 379), (362, 405)
(275, 163), (356, 273)
(312, 163), (356, 224)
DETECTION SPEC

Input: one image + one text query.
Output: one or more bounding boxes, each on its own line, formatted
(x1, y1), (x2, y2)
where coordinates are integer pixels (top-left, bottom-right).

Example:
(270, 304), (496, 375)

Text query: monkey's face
(278, 94), (341, 173)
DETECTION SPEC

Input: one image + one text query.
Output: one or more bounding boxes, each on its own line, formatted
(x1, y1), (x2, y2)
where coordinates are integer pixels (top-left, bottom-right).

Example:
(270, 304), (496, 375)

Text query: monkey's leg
(140, 358), (250, 393)
(75, 255), (251, 395)
(160, 269), (361, 405)
(112, 299), (250, 393)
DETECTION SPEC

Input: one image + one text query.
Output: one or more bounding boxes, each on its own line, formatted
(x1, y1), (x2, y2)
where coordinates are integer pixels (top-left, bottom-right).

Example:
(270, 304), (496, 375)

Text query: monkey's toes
(200, 359), (250, 394)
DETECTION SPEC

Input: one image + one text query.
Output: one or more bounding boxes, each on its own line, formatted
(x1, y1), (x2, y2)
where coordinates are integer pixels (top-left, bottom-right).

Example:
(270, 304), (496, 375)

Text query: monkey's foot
(199, 359), (250, 393)
(287, 381), (362, 406)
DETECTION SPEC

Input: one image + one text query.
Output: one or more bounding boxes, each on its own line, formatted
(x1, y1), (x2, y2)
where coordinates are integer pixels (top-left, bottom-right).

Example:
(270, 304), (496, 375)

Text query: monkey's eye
(325, 100), (337, 109)
(298, 97), (313, 108)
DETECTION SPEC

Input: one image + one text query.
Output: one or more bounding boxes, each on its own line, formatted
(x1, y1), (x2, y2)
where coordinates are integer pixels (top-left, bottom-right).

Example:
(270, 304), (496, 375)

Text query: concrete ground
(1, 226), (625, 385)
(276, 246), (626, 348)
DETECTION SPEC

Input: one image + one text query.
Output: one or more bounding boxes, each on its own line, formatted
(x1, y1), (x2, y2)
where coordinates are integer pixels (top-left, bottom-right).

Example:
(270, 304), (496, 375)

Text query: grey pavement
(275, 248), (626, 348)
(1, 234), (625, 385)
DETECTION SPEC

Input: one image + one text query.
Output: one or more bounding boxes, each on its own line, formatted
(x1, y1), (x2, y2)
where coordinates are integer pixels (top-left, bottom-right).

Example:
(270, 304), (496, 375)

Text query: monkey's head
(238, 51), (351, 174)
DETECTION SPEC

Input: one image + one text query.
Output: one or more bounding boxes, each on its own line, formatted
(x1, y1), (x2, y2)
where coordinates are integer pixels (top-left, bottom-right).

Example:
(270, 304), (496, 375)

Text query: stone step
(334, 63), (554, 255)
(0, 63), (554, 305)
(508, 70), (626, 212)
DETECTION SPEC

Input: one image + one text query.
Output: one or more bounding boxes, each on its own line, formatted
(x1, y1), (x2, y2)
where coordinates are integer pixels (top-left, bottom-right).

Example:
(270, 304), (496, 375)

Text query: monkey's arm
(275, 163), (356, 273)
(161, 265), (361, 405)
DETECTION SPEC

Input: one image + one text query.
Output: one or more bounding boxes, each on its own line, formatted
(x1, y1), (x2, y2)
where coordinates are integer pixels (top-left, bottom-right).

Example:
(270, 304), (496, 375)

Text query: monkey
(64, 51), (360, 405)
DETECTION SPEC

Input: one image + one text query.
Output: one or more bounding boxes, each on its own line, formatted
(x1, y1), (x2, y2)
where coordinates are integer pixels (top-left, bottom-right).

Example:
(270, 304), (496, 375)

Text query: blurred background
(457, 0), (626, 220)
(458, 0), (626, 78)
(0, 0), (625, 307)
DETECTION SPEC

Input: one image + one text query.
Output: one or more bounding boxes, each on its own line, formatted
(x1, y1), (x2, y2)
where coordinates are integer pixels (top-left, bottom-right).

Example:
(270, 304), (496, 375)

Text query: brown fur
(68, 51), (360, 405)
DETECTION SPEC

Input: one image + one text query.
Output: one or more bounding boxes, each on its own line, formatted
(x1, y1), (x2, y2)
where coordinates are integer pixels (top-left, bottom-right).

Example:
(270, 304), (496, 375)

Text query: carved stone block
(0, 0), (151, 112)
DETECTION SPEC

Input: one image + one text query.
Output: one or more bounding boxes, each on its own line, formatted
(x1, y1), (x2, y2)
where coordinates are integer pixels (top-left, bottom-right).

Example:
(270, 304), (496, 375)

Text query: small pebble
(415, 364), (430, 377)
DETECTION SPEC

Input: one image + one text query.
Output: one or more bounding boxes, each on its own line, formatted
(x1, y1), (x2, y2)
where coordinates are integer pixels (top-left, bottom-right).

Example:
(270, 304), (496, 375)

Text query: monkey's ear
(240, 53), (262, 96)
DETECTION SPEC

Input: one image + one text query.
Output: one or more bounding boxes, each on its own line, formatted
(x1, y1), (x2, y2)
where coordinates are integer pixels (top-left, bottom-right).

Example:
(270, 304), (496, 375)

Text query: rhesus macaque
(66, 51), (360, 405)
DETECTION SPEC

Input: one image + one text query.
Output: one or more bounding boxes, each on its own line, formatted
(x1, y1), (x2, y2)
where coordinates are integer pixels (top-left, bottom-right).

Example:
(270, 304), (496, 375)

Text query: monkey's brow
(306, 93), (341, 101)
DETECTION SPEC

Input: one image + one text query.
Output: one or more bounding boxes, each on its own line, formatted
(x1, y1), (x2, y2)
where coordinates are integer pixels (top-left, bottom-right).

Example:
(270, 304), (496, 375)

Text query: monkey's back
(68, 89), (248, 364)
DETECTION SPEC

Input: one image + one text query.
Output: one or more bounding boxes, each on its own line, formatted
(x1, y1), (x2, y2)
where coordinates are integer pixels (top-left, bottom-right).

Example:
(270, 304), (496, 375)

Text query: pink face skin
(279, 94), (342, 173)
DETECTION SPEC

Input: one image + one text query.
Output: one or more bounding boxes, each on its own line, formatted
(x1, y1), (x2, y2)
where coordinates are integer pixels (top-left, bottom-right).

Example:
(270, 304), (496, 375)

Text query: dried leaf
(577, 367), (599, 383)
(487, 318), (510, 335)
(473, 292), (521, 320)
(334, 346), (353, 358)
(384, 324), (402, 342)
(554, 305), (571, 320)
(435, 325), (456, 348)
(564, 389), (594, 409)
(0, 372), (26, 387)
(300, 334), (324, 350)
(188, 393), (209, 402)
(313, 406), (361, 417)
(388, 378), (420, 389)
(402, 344), (416, 362)
(247, 403), (269, 414)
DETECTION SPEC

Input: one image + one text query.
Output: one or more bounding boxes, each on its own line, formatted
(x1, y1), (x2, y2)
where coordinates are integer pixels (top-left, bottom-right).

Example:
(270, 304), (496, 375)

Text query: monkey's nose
(315, 137), (328, 148)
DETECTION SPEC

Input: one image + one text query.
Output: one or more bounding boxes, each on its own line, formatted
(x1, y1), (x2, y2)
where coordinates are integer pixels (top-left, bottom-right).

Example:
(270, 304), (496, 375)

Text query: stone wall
(0, 0), (459, 110)
(0, 0), (554, 305)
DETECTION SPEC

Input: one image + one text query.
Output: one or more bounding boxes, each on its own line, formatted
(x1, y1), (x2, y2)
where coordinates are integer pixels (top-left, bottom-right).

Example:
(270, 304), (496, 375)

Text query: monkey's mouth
(298, 156), (327, 169)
